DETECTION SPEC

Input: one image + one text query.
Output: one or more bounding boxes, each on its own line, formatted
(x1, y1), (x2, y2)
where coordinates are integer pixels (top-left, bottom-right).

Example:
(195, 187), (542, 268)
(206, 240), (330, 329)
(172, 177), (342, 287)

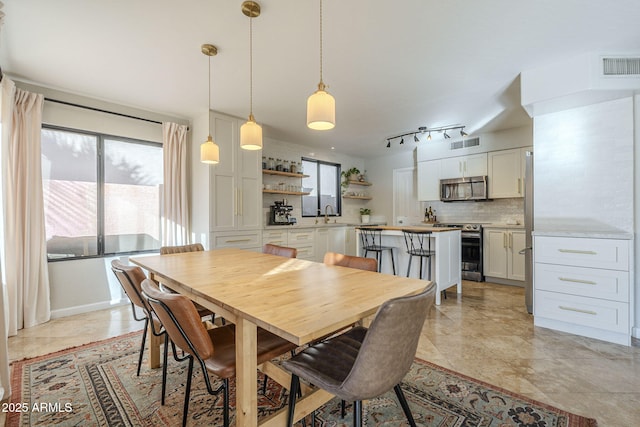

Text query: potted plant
(360, 207), (371, 224)
(341, 167), (361, 190)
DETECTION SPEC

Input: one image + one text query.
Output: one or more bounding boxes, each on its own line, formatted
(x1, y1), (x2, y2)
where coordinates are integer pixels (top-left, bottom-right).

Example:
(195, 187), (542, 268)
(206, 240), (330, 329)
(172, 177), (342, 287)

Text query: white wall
(534, 97), (634, 233)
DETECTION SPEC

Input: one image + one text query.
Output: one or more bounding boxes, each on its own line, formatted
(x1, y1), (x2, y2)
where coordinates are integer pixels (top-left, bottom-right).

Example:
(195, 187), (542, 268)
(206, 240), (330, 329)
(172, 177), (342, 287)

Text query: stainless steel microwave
(440, 176), (489, 202)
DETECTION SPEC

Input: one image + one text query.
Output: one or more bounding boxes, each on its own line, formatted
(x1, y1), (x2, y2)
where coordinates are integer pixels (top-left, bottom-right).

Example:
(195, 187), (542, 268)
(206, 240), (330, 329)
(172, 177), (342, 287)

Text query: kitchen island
(356, 225), (461, 305)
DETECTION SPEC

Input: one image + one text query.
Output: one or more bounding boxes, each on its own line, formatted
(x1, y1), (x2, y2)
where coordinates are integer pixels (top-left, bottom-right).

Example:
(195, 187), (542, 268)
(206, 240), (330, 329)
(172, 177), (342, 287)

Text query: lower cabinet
(533, 235), (633, 346)
(212, 231), (262, 252)
(483, 227), (525, 282)
(262, 226), (349, 262)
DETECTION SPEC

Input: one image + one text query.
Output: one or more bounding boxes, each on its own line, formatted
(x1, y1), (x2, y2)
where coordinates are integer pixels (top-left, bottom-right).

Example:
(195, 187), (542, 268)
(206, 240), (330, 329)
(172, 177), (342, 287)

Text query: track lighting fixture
(385, 125), (468, 148)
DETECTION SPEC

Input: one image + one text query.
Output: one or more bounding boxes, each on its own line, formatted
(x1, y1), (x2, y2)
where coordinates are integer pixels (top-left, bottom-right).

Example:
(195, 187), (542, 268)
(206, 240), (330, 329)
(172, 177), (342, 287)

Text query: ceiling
(2, 0), (640, 157)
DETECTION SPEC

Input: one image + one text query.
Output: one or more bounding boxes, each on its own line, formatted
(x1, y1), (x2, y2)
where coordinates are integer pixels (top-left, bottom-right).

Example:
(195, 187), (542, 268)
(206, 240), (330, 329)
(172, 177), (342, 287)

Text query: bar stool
(360, 227), (396, 274)
(403, 230), (435, 280)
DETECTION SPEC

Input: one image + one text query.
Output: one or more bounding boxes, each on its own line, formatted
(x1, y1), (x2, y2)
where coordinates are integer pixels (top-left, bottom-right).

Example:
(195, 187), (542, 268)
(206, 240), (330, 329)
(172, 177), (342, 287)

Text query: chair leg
(341, 399), (346, 418)
(287, 374), (300, 427)
(223, 378), (230, 427)
(394, 384), (417, 427)
(353, 400), (363, 427)
(161, 334), (169, 405)
(389, 248), (396, 275)
(406, 254), (412, 277)
(419, 256), (424, 280)
(137, 318), (149, 376)
(182, 357), (194, 427)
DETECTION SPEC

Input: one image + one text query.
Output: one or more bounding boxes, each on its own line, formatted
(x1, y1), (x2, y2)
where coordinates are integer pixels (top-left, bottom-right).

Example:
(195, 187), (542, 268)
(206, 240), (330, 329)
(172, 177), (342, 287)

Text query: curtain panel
(1, 81), (50, 336)
(161, 122), (190, 246)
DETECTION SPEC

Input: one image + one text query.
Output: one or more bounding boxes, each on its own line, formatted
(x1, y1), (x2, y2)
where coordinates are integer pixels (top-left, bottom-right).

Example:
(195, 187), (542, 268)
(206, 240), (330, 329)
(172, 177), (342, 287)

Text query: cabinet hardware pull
(559, 305), (597, 315)
(509, 232), (513, 249)
(558, 249), (597, 255)
(559, 277), (597, 285)
(226, 238), (251, 243)
(517, 178), (521, 194)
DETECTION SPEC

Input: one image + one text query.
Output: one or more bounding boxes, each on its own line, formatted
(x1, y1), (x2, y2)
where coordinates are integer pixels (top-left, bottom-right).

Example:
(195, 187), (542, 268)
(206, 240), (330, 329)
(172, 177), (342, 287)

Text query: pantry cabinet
(488, 146), (531, 198)
(484, 227), (525, 281)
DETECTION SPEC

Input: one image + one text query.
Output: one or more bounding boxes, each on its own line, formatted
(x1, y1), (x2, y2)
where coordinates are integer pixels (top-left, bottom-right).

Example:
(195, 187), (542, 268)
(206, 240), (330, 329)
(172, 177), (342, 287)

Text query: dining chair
(283, 282), (436, 427)
(141, 279), (297, 427)
(323, 251), (377, 272)
(263, 243), (298, 258)
(159, 243), (218, 323)
(110, 260), (171, 404)
(359, 227), (397, 274)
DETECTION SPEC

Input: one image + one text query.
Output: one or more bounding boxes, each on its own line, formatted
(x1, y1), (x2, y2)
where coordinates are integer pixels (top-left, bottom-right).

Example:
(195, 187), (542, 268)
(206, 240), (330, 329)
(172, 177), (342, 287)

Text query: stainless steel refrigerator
(522, 151), (534, 314)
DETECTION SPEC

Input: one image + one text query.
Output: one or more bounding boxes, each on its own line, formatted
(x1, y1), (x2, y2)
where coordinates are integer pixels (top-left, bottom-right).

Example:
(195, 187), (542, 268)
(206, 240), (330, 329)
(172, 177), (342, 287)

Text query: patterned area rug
(8, 331), (597, 426)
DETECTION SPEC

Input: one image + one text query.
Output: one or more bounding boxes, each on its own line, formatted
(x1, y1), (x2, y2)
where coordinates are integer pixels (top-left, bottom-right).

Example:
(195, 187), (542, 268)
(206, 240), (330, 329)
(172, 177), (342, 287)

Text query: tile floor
(6, 281), (640, 426)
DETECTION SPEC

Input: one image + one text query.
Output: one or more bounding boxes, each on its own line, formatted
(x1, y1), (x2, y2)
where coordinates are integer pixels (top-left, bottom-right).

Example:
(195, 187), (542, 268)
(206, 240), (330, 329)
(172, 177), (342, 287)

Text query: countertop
(483, 223), (525, 229)
(264, 222), (386, 230)
(356, 225), (460, 233)
(532, 218), (634, 240)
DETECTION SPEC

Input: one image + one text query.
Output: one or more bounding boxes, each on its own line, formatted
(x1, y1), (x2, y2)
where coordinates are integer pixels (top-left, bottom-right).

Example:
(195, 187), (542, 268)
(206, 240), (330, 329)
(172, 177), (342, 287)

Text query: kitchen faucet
(324, 204), (334, 223)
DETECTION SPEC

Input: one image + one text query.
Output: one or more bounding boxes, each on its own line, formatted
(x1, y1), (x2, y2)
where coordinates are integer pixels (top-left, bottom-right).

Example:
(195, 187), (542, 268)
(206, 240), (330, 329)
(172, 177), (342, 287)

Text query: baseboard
(483, 276), (525, 287)
(50, 298), (129, 319)
(632, 326), (640, 340)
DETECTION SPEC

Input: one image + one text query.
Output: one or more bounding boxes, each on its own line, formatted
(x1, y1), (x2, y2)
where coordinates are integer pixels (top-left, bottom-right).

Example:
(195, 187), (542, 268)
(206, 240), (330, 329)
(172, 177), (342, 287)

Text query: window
(41, 127), (162, 260)
(301, 158), (341, 217)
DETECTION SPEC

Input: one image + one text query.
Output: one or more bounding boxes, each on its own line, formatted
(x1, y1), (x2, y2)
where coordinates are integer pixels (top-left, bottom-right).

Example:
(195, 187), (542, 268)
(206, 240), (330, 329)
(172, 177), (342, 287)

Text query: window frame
(42, 124), (163, 262)
(301, 157), (342, 218)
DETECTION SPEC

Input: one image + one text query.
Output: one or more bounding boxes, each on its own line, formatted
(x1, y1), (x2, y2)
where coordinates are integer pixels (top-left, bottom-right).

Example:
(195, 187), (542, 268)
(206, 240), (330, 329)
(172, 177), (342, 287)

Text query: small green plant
(341, 167), (361, 189)
(359, 208), (371, 215)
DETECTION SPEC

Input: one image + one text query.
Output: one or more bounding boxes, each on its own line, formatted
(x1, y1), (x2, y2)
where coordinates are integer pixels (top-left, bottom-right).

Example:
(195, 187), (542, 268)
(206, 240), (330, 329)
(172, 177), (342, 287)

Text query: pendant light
(200, 43), (220, 164)
(307, 0), (335, 130)
(240, 1), (263, 150)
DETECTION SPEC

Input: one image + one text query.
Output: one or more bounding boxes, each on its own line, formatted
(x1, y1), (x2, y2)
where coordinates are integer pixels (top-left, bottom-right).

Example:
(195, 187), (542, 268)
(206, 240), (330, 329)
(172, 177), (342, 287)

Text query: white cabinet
(533, 235), (633, 346)
(488, 147), (531, 199)
(210, 112), (262, 234)
(484, 228), (525, 281)
(315, 226), (347, 261)
(440, 153), (487, 179)
(417, 160), (441, 201)
(287, 228), (315, 261)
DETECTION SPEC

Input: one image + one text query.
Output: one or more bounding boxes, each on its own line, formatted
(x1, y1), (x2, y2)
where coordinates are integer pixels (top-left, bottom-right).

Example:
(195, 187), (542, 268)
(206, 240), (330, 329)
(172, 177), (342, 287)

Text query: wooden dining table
(130, 247), (430, 427)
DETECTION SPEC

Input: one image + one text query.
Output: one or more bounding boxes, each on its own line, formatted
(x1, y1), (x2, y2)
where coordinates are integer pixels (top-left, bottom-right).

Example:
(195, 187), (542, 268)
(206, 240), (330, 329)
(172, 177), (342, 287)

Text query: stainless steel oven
(433, 223), (484, 281)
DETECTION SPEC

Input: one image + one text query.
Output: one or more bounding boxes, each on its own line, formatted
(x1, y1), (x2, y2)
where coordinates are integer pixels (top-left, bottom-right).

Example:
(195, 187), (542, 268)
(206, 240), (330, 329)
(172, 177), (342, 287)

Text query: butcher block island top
(356, 225), (461, 232)
(355, 225), (462, 305)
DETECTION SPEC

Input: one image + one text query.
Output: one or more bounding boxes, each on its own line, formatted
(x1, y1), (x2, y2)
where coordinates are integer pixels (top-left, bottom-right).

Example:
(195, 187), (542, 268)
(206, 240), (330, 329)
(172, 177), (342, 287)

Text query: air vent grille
(602, 57), (640, 76)
(451, 137), (480, 150)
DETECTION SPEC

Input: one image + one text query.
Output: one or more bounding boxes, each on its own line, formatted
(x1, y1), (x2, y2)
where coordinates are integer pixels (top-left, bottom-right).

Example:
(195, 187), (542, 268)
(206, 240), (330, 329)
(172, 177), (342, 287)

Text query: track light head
(414, 134), (419, 142)
(460, 128), (468, 137)
(399, 137), (404, 145)
(386, 140), (391, 148)
(443, 130), (450, 139)
(427, 132), (432, 140)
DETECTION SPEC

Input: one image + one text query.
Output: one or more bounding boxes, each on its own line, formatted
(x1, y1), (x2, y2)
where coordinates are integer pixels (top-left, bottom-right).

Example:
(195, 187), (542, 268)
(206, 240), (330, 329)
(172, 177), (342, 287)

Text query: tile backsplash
(420, 198), (524, 225)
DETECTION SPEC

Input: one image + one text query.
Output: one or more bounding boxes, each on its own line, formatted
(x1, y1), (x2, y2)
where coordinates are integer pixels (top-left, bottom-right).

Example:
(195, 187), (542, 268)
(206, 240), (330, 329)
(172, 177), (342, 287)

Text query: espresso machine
(269, 200), (295, 225)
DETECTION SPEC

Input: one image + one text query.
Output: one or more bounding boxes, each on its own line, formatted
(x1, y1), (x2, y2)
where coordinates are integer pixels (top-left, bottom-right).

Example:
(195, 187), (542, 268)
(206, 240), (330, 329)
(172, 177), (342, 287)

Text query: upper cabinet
(488, 147), (532, 199)
(210, 113), (262, 232)
(440, 153), (487, 179)
(417, 159), (440, 201)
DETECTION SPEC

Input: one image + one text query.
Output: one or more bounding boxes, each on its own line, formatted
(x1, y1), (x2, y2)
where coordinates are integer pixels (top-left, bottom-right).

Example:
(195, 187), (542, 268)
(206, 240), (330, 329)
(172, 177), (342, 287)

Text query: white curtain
(1, 79), (50, 340)
(161, 122), (190, 246)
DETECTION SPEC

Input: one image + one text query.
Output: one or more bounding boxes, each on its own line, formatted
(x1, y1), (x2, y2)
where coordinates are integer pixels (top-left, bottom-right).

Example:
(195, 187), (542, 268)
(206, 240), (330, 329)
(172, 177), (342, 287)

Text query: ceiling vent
(602, 57), (640, 76)
(450, 137), (480, 150)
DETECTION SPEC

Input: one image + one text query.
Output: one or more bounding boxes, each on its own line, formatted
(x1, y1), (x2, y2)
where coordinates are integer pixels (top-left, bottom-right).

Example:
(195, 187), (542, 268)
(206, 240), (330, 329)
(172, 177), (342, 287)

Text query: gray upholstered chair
(323, 251), (377, 272)
(141, 279), (297, 427)
(263, 243), (298, 258)
(283, 283), (436, 427)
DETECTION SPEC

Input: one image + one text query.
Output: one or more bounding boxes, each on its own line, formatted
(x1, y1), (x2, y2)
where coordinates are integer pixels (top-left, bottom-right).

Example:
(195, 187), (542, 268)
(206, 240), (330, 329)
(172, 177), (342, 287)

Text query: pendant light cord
(319, 0), (323, 85)
(249, 14), (254, 117)
(208, 54), (212, 134)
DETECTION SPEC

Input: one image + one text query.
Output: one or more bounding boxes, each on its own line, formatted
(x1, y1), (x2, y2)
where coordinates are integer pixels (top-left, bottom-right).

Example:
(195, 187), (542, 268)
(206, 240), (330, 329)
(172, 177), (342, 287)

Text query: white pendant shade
(240, 115), (263, 150)
(307, 85), (335, 130)
(200, 135), (220, 164)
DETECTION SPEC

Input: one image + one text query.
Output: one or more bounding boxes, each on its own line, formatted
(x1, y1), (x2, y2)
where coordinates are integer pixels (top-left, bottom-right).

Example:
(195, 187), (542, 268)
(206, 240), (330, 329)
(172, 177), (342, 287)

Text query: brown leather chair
(141, 279), (296, 427)
(159, 243), (218, 322)
(263, 243), (297, 258)
(284, 283), (436, 427)
(323, 252), (378, 272)
(110, 260), (170, 404)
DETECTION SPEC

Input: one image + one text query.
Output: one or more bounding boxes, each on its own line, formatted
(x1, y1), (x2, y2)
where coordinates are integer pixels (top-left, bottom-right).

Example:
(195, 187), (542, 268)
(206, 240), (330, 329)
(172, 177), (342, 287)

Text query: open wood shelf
(346, 180), (372, 186)
(343, 195), (372, 200)
(262, 169), (309, 178)
(263, 190), (311, 196)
